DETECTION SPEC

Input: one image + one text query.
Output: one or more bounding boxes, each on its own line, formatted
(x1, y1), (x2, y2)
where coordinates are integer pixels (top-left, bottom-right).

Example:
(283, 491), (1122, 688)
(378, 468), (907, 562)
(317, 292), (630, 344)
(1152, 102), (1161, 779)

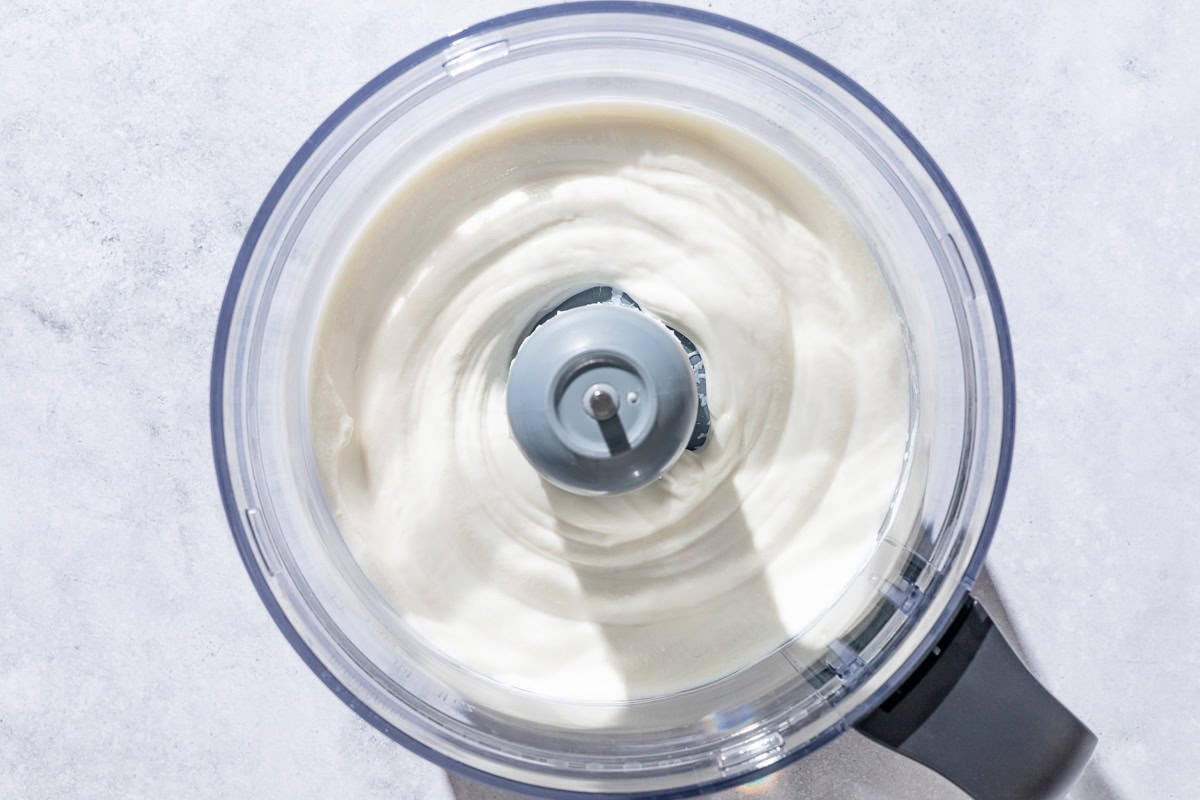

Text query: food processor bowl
(211, 4), (1094, 798)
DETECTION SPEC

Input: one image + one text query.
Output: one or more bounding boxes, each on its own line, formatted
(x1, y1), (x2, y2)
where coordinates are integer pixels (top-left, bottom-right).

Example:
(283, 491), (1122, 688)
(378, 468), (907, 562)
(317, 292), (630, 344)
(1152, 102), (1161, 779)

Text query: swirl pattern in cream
(310, 104), (909, 702)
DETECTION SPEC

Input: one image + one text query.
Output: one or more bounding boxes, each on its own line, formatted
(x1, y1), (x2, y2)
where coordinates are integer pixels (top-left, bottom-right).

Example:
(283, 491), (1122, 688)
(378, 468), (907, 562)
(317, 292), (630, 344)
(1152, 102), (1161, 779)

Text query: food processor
(210, 4), (1096, 798)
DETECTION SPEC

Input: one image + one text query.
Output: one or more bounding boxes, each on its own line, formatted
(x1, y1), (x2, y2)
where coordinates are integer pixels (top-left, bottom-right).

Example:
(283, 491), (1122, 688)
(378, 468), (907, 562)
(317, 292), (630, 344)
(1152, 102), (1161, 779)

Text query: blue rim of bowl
(209, 3), (1016, 797)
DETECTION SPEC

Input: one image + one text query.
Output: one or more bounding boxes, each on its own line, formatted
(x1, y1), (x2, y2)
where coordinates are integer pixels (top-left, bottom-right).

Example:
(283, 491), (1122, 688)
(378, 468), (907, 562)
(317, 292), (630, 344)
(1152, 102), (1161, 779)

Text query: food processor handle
(855, 595), (1096, 800)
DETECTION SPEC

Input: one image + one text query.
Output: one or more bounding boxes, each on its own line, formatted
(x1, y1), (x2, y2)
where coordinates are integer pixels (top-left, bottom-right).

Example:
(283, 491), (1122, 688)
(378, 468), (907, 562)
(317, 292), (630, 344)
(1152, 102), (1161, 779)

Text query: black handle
(856, 594), (1096, 800)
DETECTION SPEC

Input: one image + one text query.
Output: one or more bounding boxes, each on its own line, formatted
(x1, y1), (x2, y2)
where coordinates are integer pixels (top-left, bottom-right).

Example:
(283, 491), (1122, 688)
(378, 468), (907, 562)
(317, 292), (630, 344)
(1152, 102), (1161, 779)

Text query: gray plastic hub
(507, 303), (698, 495)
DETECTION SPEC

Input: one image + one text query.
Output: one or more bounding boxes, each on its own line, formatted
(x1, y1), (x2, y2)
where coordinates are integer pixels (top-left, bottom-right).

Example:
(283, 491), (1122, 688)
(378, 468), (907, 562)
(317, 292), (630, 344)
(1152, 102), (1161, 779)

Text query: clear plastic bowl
(211, 4), (1013, 796)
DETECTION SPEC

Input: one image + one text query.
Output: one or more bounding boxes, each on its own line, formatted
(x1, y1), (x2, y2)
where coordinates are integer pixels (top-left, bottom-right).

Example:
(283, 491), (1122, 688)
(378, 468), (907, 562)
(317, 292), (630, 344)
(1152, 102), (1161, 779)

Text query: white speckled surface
(2, 2), (1197, 798)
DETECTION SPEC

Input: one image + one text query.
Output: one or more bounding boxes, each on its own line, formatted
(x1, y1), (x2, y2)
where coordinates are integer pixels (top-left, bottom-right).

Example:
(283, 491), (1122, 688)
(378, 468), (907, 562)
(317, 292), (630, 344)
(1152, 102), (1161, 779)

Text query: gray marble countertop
(3, 2), (1196, 798)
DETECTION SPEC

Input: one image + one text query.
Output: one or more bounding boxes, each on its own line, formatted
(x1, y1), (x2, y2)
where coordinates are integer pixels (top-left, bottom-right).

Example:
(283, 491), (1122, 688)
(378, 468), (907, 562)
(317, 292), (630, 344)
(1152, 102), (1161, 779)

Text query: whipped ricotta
(310, 104), (910, 702)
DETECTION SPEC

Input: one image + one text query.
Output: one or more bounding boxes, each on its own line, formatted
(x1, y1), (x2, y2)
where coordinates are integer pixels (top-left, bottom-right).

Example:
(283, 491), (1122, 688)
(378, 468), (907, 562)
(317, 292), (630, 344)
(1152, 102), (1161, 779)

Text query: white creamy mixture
(310, 105), (910, 702)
